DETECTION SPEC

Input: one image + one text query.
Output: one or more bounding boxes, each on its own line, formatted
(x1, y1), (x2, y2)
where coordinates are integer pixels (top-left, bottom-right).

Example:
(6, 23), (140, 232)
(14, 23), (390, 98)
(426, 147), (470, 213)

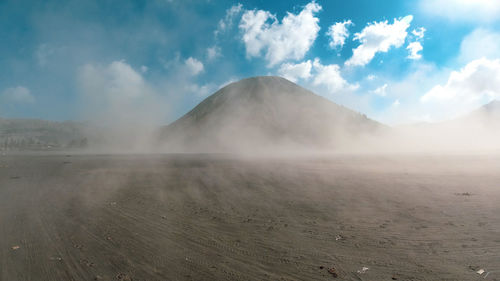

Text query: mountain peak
(159, 76), (382, 152)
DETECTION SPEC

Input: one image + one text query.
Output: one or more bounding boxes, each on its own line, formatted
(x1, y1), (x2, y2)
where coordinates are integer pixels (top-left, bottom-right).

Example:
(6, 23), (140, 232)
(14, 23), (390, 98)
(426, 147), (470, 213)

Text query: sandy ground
(1, 153), (499, 281)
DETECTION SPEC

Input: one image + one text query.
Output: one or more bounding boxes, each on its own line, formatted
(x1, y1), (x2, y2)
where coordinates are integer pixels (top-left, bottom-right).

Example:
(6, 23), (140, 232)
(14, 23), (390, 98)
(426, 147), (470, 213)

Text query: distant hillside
(393, 100), (500, 152)
(458, 100), (500, 125)
(0, 118), (92, 151)
(159, 76), (384, 152)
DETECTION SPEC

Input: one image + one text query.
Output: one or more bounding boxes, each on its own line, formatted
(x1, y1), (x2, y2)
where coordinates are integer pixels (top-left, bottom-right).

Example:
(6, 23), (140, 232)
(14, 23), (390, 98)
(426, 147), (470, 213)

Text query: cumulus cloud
(206, 46), (221, 61)
(215, 3), (243, 36)
(312, 58), (358, 92)
(79, 61), (148, 99)
(407, 42), (423, 60)
(458, 29), (500, 63)
(1, 86), (35, 104)
(184, 57), (204, 76)
(411, 27), (426, 40)
(420, 0), (500, 22)
(392, 99), (400, 107)
(278, 60), (312, 82)
(326, 20), (353, 50)
(77, 60), (167, 126)
(372, 83), (388, 96)
(421, 58), (500, 103)
(345, 15), (413, 67)
(239, 2), (322, 66)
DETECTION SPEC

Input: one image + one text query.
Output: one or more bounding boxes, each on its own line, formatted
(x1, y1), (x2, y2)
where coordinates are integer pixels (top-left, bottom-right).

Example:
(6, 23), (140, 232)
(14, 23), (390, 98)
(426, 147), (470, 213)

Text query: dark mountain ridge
(159, 76), (383, 152)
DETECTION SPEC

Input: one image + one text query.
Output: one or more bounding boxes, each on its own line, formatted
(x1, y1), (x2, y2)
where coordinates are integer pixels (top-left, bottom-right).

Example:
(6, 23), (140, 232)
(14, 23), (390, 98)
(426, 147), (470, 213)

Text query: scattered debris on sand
(327, 267), (338, 278)
(81, 259), (95, 267)
(11, 245), (20, 250)
(335, 234), (344, 241)
(469, 265), (480, 271)
(116, 273), (132, 281)
(357, 266), (369, 274)
(454, 192), (473, 196)
(49, 256), (63, 261)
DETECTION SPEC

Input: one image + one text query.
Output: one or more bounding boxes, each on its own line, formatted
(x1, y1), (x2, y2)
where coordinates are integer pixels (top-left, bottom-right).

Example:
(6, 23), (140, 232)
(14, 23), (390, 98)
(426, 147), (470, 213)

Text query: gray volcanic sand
(1, 154), (500, 281)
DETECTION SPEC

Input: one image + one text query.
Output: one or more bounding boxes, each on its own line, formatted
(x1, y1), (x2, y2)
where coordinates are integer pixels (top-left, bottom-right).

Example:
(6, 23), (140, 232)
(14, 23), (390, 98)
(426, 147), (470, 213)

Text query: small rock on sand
(327, 267), (338, 278)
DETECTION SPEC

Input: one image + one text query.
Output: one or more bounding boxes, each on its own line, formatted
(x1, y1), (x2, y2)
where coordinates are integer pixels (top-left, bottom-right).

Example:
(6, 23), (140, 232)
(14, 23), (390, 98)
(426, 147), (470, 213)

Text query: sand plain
(1, 153), (499, 280)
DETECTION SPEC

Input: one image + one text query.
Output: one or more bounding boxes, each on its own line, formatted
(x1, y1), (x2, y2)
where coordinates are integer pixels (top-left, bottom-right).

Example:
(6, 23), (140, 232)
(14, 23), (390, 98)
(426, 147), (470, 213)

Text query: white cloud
(239, 2), (322, 66)
(215, 4), (243, 36)
(326, 20), (353, 50)
(184, 57), (204, 76)
(206, 46), (221, 61)
(79, 60), (150, 100)
(407, 42), (423, 60)
(421, 58), (500, 103)
(312, 58), (358, 91)
(367, 74), (376, 81)
(372, 83), (388, 96)
(392, 99), (400, 107)
(420, 0), (500, 22)
(278, 60), (312, 82)
(411, 27), (426, 40)
(77, 60), (168, 127)
(1, 86), (35, 103)
(140, 65), (148, 73)
(458, 29), (500, 63)
(345, 15), (413, 67)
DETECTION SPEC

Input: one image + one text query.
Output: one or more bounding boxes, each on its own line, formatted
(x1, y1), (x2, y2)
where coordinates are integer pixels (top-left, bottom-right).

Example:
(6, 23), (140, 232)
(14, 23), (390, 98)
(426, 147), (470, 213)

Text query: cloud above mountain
(326, 20), (353, 50)
(421, 58), (500, 104)
(346, 15), (413, 67)
(239, 2), (322, 66)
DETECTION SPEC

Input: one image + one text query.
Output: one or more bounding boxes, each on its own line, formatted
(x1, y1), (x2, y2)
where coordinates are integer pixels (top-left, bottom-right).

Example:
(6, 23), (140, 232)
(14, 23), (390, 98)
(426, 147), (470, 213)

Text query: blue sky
(1, 0), (500, 125)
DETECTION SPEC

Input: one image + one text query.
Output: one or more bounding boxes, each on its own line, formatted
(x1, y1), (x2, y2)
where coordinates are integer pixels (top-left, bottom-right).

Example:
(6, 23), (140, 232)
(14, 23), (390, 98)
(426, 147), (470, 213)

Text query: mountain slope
(159, 76), (383, 152)
(393, 100), (500, 152)
(459, 100), (500, 125)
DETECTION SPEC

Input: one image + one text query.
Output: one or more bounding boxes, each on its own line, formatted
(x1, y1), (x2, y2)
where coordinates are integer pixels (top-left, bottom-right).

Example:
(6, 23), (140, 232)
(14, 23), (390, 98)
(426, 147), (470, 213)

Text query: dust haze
(2, 76), (500, 281)
(69, 75), (500, 155)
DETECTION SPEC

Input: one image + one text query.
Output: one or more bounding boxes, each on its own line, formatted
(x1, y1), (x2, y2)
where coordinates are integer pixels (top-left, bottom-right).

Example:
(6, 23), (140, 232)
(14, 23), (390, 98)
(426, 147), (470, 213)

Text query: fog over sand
(2, 76), (500, 154)
(392, 100), (500, 153)
(1, 154), (499, 280)
(155, 76), (500, 154)
(2, 76), (500, 280)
